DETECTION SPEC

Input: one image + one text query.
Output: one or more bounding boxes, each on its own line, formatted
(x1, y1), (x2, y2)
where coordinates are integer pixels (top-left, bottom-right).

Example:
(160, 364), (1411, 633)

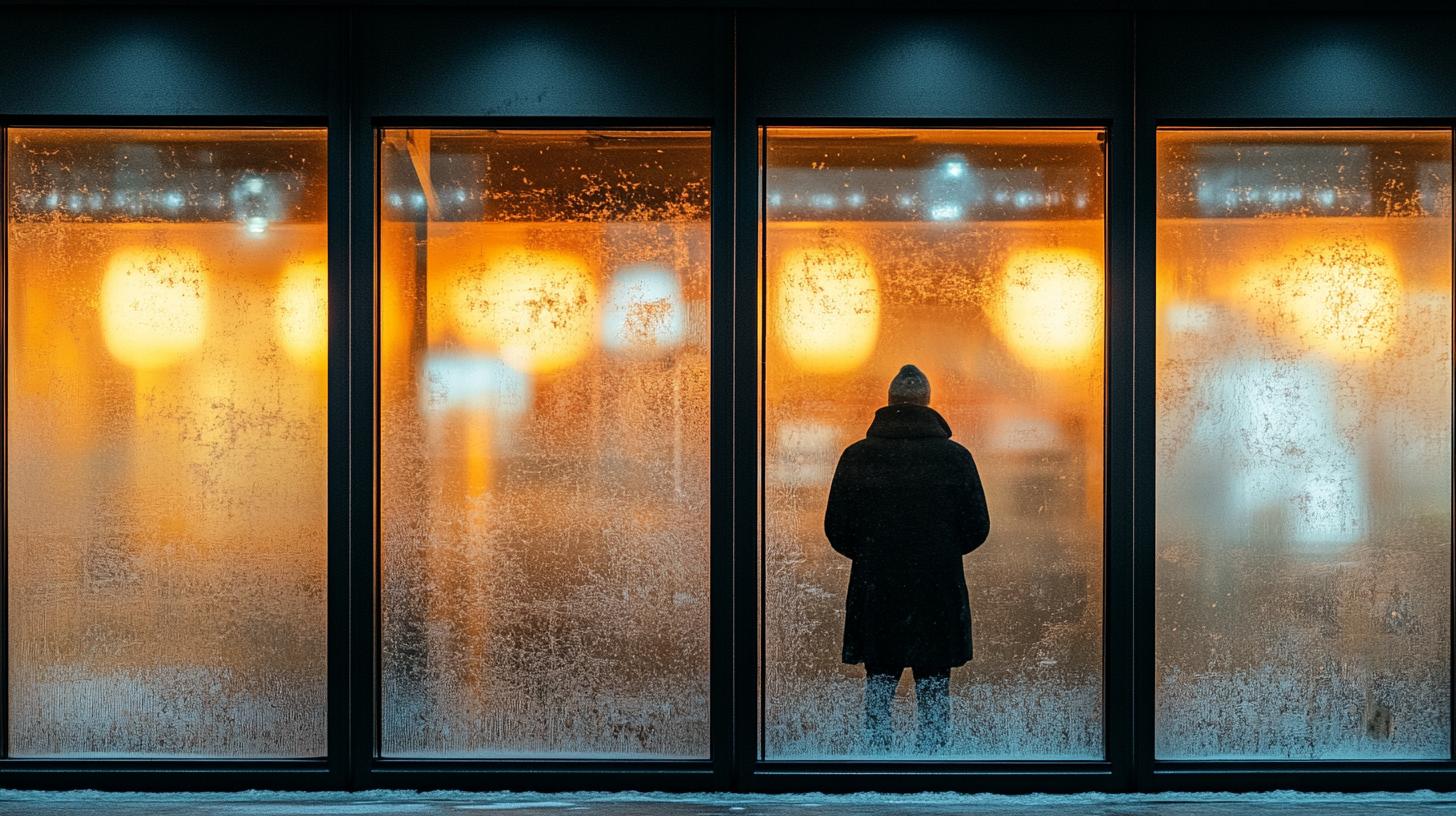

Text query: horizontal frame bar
(0, 761), (336, 794)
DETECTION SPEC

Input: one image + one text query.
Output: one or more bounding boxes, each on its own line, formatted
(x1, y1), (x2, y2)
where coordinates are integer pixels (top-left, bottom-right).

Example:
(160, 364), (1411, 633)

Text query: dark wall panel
(355, 8), (717, 119)
(1140, 13), (1456, 119)
(741, 11), (1128, 119)
(0, 8), (334, 116)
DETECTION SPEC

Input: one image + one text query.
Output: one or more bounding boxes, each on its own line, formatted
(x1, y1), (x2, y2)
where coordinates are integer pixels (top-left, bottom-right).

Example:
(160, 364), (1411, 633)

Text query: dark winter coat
(824, 404), (990, 669)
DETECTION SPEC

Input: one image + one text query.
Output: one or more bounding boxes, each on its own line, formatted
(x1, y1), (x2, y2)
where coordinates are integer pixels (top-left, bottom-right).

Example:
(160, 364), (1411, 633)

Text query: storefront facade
(0, 3), (1453, 795)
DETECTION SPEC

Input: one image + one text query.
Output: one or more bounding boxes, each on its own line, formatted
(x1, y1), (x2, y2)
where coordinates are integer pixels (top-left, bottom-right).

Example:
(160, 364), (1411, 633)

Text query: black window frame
(346, 5), (734, 794)
(1134, 11), (1456, 793)
(0, 4), (350, 792)
(735, 9), (1134, 794)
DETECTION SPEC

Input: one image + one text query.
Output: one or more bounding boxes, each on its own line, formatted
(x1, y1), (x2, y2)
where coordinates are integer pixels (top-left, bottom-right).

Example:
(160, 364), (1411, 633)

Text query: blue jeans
(863, 664), (951, 753)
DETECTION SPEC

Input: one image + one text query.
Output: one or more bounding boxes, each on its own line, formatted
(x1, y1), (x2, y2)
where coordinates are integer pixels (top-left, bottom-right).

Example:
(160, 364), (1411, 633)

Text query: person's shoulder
(831, 438), (877, 474)
(938, 437), (977, 460)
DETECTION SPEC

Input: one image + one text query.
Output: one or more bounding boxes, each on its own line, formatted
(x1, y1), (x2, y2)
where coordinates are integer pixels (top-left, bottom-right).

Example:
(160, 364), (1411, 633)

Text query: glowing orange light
(1243, 238), (1402, 360)
(997, 248), (1103, 370)
(775, 244), (881, 374)
(276, 257), (328, 368)
(101, 247), (208, 369)
(452, 248), (598, 374)
(464, 421), (492, 497)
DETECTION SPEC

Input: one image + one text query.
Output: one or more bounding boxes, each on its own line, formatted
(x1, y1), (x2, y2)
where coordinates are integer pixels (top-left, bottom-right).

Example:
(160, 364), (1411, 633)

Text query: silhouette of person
(824, 364), (991, 754)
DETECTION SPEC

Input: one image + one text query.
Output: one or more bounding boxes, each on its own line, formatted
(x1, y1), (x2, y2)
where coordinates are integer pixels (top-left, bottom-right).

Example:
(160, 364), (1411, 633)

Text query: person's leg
(912, 666), (951, 753)
(863, 663), (903, 754)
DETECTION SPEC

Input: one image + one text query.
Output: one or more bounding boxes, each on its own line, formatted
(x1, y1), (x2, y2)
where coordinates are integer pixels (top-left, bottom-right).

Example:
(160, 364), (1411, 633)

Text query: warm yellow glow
(1244, 239), (1403, 360)
(997, 248), (1103, 370)
(775, 244), (881, 374)
(452, 248), (598, 374)
(465, 420), (491, 497)
(276, 258), (329, 367)
(101, 247), (208, 369)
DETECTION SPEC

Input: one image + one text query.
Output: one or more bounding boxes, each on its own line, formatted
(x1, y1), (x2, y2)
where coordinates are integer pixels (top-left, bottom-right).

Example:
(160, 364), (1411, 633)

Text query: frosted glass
(378, 130), (711, 758)
(1155, 129), (1452, 759)
(6, 128), (329, 757)
(762, 129), (1106, 759)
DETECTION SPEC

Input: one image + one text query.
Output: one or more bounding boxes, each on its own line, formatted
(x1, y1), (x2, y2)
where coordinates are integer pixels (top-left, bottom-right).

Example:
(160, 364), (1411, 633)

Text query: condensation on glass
(761, 129), (1106, 759)
(6, 128), (329, 757)
(1155, 129), (1452, 759)
(378, 130), (711, 758)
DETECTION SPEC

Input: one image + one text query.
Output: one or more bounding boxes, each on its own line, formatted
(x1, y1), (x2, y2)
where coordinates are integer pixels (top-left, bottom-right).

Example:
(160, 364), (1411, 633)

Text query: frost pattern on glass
(378, 130), (711, 758)
(1155, 130), (1452, 759)
(6, 129), (329, 757)
(762, 129), (1106, 759)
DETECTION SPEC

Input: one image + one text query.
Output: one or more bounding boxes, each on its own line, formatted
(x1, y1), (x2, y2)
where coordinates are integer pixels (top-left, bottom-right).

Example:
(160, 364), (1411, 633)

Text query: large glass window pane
(1156, 129), (1452, 759)
(378, 130), (711, 758)
(6, 128), (328, 757)
(762, 128), (1106, 759)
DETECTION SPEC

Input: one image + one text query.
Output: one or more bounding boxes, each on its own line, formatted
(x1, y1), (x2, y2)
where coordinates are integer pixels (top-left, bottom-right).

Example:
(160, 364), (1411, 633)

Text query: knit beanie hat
(888, 364), (931, 406)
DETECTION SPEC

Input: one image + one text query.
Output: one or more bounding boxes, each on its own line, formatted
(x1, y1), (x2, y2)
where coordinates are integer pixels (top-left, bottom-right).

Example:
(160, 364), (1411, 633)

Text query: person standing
(824, 364), (991, 753)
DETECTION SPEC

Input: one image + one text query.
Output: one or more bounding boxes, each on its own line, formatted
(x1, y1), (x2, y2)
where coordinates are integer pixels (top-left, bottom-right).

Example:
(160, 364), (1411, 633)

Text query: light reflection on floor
(4, 791), (1456, 815)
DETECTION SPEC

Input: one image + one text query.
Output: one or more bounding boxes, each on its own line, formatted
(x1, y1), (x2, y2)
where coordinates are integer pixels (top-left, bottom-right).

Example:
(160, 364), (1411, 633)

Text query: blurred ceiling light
(775, 243), (881, 374)
(452, 248), (598, 374)
(601, 264), (686, 355)
(232, 174), (279, 237)
(276, 257), (329, 368)
(997, 248), (1103, 371)
(101, 246), (208, 369)
(926, 152), (975, 222)
(1246, 238), (1403, 361)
